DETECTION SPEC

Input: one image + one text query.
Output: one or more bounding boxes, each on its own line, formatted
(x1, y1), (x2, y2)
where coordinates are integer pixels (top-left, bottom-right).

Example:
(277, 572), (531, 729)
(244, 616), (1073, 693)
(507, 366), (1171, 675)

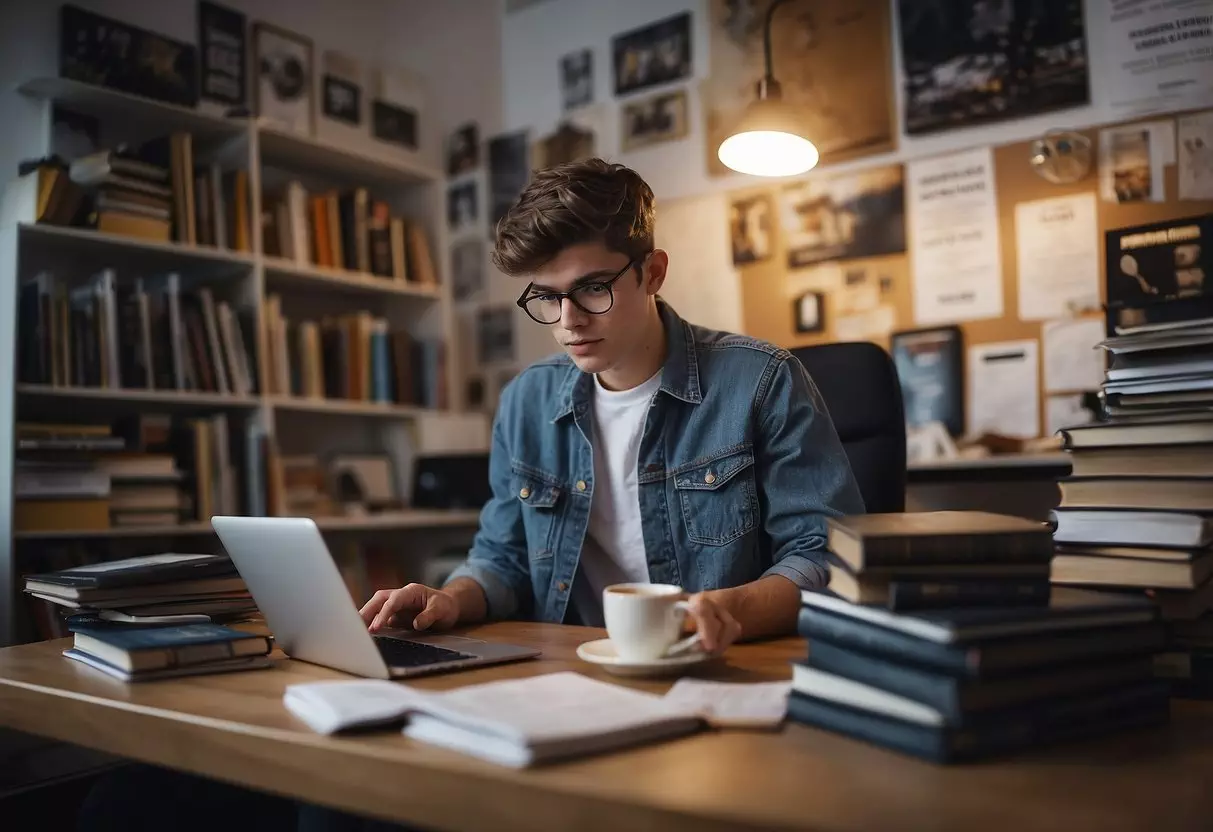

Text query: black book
(785, 680), (1170, 764)
(797, 606), (1167, 678)
(799, 586), (1157, 645)
(800, 644), (1154, 723)
(25, 552), (236, 590)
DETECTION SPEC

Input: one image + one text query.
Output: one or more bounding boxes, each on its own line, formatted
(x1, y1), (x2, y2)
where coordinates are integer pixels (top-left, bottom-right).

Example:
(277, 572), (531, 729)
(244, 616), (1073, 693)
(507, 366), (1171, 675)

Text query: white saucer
(575, 638), (712, 677)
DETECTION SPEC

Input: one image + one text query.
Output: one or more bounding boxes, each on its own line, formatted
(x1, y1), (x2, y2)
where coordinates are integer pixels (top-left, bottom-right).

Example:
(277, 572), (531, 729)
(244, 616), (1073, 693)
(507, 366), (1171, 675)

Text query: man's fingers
(412, 593), (445, 631)
(690, 604), (723, 653)
(359, 590), (392, 625)
(370, 585), (425, 632)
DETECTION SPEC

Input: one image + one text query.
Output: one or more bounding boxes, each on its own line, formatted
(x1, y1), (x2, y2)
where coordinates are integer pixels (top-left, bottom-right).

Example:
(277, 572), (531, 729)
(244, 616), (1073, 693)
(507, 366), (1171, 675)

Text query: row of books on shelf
(18, 270), (256, 395)
(262, 296), (448, 409)
(264, 181), (437, 286)
(4, 133), (252, 249)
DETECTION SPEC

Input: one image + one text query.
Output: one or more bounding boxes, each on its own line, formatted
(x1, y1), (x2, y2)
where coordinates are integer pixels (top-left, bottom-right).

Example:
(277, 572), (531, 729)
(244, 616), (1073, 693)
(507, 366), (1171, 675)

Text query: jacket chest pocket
(673, 449), (758, 546)
(511, 465), (565, 560)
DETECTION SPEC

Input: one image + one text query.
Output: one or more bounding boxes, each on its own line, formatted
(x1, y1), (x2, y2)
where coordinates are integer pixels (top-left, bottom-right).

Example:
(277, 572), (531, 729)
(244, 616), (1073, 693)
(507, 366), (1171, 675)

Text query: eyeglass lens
(525, 283), (614, 323)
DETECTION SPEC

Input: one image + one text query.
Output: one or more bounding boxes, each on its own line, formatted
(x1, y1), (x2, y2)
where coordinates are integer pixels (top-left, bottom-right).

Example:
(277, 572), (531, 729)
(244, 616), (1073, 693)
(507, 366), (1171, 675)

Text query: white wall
(497, 0), (1147, 337)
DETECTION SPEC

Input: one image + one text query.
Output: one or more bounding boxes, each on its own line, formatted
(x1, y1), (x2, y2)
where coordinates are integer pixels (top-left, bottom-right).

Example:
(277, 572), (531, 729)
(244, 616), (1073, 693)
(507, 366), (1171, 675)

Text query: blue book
(68, 619), (272, 673)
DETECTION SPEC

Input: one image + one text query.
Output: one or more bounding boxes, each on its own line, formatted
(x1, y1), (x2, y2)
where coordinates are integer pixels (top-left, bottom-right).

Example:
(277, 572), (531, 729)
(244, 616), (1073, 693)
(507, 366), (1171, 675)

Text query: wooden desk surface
(1, 622), (1211, 832)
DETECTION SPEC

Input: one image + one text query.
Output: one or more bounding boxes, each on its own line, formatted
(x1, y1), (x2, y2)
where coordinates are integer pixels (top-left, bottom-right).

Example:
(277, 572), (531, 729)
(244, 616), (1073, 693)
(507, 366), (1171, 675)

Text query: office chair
(790, 342), (907, 513)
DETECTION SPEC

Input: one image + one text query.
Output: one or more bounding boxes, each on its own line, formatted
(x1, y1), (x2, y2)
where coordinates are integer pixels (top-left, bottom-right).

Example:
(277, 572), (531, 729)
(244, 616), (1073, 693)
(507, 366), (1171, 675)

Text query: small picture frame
(253, 22), (314, 136)
(794, 291), (825, 334)
(620, 89), (689, 152)
(890, 325), (965, 437)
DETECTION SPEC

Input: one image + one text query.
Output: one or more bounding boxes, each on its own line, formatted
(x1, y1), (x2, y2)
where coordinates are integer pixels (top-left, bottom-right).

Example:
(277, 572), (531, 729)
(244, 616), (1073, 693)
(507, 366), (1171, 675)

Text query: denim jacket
(445, 300), (866, 624)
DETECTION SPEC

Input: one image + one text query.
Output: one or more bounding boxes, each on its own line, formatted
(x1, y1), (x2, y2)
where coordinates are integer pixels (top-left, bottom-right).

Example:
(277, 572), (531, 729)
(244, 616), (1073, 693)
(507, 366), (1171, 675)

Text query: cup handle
(665, 600), (702, 657)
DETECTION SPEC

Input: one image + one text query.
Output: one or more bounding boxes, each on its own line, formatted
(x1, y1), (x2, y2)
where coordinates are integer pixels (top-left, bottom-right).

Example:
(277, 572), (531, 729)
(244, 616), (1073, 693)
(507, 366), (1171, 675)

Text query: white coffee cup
(602, 582), (701, 662)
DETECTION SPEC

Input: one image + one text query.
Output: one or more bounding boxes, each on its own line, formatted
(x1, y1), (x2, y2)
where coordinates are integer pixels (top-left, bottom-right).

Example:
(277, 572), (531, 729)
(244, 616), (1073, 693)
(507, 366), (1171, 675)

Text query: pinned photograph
(447, 123), (480, 177)
(794, 291), (826, 334)
(781, 164), (906, 268)
(477, 306), (516, 364)
(621, 89), (689, 152)
(561, 49), (594, 110)
(253, 22), (314, 135)
(613, 12), (692, 97)
(897, 0), (1089, 135)
(1110, 129), (1152, 203)
(447, 181), (478, 234)
(729, 193), (774, 265)
(452, 238), (485, 302)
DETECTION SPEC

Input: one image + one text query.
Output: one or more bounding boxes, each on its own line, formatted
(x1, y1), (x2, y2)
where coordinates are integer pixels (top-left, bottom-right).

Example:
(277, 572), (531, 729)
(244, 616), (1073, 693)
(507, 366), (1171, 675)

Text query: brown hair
(491, 158), (655, 276)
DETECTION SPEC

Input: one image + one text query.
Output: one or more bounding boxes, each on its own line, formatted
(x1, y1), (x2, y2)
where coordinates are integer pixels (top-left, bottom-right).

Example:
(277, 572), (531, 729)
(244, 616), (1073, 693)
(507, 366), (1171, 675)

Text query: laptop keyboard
(373, 636), (476, 668)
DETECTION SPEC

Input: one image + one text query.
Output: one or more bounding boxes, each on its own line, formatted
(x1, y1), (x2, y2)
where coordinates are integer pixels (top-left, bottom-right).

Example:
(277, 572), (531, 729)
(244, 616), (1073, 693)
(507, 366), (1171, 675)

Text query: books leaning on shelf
(263, 182), (435, 287)
(790, 512), (1171, 763)
(23, 552), (259, 641)
(2, 133), (251, 249)
(17, 269), (257, 396)
(63, 615), (273, 682)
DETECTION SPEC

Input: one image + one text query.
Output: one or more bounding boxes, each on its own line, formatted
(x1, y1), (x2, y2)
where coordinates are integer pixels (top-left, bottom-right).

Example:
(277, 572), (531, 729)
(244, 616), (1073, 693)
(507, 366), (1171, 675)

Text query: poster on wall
(897, 0), (1090, 136)
(612, 12), (692, 97)
(1103, 0), (1213, 117)
(1098, 121), (1173, 203)
(253, 22), (314, 135)
(780, 164), (906, 268)
(702, 0), (895, 177)
(198, 1), (246, 108)
(488, 131), (531, 233)
(729, 193), (774, 265)
(908, 146), (1003, 325)
(621, 90), (689, 152)
(560, 49), (594, 110)
(966, 340), (1040, 439)
(1105, 214), (1211, 310)
(1178, 110), (1213, 200)
(1015, 193), (1101, 320)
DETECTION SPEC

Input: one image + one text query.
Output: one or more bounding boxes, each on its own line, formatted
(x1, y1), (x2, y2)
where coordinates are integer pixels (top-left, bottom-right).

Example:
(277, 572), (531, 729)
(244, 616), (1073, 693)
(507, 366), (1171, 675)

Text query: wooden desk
(1, 623), (1211, 832)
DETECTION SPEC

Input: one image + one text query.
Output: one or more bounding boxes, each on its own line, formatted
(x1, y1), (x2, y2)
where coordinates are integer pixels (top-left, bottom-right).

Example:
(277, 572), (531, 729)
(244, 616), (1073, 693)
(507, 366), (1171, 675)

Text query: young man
(361, 158), (864, 653)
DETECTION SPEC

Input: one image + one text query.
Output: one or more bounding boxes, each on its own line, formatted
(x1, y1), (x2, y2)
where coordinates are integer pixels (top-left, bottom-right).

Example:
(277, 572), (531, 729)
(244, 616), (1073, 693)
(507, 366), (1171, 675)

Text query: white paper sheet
(835, 305), (896, 342)
(1099, 121), (1174, 203)
(908, 147), (1003, 325)
(1047, 393), (1093, 436)
(1104, 0), (1213, 117)
(1016, 194), (1101, 320)
(967, 340), (1040, 439)
(1178, 110), (1213, 200)
(662, 679), (791, 729)
(1042, 318), (1107, 393)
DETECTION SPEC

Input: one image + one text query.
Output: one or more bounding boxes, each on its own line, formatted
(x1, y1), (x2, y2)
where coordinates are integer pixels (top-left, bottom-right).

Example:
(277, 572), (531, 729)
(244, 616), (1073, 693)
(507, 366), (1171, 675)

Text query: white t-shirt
(570, 369), (663, 626)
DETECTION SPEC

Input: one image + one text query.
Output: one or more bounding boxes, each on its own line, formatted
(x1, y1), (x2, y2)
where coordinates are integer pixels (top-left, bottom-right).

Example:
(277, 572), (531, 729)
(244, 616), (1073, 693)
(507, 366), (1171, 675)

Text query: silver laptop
(211, 516), (539, 679)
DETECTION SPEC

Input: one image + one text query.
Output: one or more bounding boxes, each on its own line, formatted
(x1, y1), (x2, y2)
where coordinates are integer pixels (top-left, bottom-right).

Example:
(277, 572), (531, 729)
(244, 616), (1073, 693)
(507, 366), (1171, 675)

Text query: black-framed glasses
(515, 255), (647, 325)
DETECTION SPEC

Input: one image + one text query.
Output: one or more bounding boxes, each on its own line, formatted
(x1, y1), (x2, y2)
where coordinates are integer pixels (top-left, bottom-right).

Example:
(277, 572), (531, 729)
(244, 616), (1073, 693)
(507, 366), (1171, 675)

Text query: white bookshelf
(0, 78), (483, 646)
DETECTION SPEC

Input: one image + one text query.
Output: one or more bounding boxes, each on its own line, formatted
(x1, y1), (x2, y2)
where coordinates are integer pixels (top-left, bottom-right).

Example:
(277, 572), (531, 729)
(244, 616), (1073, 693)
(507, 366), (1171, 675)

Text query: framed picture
(561, 49), (593, 110)
(729, 193), (774, 265)
(488, 131), (531, 232)
(613, 12), (692, 97)
(890, 325), (964, 437)
(198, 1), (246, 108)
(794, 291), (826, 334)
(321, 50), (362, 126)
(447, 123), (480, 177)
(447, 181), (478, 235)
(253, 22), (314, 135)
(620, 89), (689, 152)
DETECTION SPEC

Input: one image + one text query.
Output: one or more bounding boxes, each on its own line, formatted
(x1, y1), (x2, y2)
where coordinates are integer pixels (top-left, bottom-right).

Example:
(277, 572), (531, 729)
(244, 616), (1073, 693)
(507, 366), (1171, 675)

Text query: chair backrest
(790, 342), (906, 514)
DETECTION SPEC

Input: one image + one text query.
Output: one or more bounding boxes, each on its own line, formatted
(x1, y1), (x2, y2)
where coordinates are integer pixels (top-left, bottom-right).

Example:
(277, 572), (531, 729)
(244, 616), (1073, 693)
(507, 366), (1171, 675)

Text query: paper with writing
(1016, 194), (1101, 320)
(1103, 0), (1213, 117)
(1178, 110), (1213, 200)
(1043, 318), (1106, 393)
(967, 340), (1040, 439)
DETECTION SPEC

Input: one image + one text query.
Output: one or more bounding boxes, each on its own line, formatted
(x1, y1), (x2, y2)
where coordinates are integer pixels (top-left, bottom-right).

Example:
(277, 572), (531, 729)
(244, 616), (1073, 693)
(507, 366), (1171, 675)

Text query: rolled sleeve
(756, 353), (866, 592)
(443, 559), (522, 621)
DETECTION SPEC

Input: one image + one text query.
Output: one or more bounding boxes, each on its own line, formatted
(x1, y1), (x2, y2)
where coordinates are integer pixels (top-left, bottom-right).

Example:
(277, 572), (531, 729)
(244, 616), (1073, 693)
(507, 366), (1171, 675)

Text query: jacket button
(519, 487), (531, 499)
(704, 471), (716, 484)
(576, 480), (587, 491)
(557, 581), (568, 592)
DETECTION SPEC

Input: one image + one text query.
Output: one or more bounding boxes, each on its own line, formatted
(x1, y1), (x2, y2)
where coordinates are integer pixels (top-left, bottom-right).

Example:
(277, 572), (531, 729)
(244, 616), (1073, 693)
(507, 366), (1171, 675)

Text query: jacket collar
(551, 299), (702, 422)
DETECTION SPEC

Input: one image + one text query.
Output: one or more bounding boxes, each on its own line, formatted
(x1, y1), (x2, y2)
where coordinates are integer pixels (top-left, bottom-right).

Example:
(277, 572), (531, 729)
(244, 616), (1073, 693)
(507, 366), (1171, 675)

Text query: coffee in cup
(602, 583), (701, 662)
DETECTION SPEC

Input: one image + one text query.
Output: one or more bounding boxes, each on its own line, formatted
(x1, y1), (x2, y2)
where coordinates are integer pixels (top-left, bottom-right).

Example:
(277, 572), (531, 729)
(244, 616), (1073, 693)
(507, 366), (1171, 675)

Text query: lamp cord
(764, 0), (794, 81)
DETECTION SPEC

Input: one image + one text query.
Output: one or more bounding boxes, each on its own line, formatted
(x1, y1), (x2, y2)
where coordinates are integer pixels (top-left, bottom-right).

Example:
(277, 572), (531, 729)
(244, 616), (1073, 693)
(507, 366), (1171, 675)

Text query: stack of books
(24, 552), (258, 630)
(1050, 317), (1213, 700)
(61, 614), (274, 682)
(787, 511), (1171, 762)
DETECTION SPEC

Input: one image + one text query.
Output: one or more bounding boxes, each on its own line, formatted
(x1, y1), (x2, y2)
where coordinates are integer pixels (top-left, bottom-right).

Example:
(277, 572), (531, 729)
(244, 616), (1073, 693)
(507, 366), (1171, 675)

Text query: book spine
(887, 580), (1051, 611)
(863, 532), (1055, 567)
(797, 606), (974, 676)
(806, 640), (963, 721)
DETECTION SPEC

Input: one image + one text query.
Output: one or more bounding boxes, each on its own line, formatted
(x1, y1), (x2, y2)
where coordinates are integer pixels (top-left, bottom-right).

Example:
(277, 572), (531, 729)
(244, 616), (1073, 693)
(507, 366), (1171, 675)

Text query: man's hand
(683, 592), (743, 654)
(359, 583), (460, 633)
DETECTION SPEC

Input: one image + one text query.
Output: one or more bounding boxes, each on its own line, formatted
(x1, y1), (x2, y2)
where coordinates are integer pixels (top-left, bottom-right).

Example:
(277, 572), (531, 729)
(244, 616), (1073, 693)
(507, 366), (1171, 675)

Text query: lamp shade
(717, 96), (819, 178)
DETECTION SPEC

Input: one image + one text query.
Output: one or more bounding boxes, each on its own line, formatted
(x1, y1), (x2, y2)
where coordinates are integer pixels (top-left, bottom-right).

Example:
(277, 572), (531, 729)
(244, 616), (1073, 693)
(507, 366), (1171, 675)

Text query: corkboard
(736, 107), (1213, 436)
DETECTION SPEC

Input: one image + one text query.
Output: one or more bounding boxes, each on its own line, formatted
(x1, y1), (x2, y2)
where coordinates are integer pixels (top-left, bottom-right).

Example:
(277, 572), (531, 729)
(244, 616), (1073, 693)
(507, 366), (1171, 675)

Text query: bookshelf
(0, 78), (484, 646)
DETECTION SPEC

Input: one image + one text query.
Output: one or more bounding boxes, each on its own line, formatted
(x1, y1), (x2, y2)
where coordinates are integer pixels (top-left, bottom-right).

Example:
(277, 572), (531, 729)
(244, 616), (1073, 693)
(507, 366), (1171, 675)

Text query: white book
(284, 671), (704, 767)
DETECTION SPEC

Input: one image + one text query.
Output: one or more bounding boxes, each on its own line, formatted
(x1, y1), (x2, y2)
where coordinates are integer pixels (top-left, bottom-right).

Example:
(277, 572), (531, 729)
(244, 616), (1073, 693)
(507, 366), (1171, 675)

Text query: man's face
(521, 242), (666, 375)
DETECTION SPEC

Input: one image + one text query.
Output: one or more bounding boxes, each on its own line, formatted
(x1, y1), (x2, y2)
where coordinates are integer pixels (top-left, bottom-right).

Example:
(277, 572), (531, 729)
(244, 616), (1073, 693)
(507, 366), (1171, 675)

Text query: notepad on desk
(284, 671), (790, 767)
